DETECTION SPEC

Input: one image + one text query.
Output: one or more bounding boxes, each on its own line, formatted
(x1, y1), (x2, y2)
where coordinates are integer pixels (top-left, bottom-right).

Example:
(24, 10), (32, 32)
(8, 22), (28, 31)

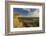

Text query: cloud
(22, 8), (31, 12)
(22, 8), (39, 17)
(29, 9), (39, 17)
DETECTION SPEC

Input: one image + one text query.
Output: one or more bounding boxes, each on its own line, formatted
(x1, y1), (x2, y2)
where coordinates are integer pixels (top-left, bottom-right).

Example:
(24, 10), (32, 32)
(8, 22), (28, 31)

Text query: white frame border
(10, 5), (42, 32)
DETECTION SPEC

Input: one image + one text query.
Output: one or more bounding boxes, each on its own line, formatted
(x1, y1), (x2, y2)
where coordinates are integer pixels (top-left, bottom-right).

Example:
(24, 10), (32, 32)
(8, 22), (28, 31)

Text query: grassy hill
(13, 16), (39, 28)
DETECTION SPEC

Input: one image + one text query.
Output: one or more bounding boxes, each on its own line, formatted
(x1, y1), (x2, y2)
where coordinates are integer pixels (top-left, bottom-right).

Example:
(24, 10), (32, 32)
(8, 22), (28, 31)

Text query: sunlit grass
(13, 15), (24, 28)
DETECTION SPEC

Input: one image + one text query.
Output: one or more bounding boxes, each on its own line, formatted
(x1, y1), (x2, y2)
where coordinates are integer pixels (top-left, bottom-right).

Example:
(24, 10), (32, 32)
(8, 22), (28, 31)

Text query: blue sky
(13, 8), (28, 16)
(13, 8), (39, 16)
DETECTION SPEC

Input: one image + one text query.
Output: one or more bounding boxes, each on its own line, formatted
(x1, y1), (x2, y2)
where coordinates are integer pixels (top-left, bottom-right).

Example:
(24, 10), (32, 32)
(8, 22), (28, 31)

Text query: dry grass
(13, 16), (24, 28)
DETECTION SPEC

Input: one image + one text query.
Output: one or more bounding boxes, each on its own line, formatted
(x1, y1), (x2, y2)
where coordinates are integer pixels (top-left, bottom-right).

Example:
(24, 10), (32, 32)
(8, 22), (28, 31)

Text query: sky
(13, 8), (39, 17)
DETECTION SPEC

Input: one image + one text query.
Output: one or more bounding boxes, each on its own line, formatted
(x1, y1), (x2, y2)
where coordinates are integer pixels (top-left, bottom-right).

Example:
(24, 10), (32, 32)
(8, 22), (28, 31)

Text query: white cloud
(22, 8), (39, 17)
(22, 8), (31, 13)
(29, 9), (39, 17)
